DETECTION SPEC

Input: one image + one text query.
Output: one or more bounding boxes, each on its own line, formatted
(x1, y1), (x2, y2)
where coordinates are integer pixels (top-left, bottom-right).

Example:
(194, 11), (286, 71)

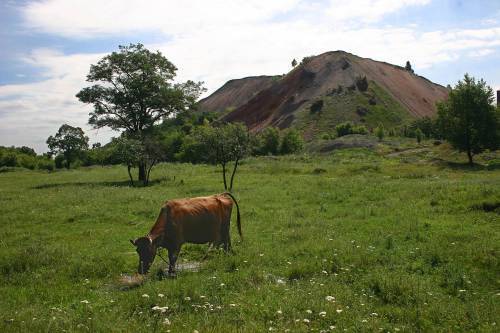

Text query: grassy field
(0, 140), (499, 332)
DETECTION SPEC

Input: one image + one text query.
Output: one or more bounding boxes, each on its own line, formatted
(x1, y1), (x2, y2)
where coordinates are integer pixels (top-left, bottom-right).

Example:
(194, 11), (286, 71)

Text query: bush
(352, 125), (368, 135)
(16, 154), (37, 170)
(335, 122), (353, 137)
(0, 152), (17, 167)
(310, 100), (324, 114)
(376, 125), (385, 141)
(54, 155), (66, 169)
(355, 76), (368, 92)
(259, 127), (281, 155)
(37, 158), (55, 171)
(280, 130), (304, 154)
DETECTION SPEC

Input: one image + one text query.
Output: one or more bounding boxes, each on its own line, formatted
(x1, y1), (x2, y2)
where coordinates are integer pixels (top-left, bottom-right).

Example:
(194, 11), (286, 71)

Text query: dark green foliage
(310, 100), (324, 114)
(405, 60), (414, 73)
(280, 129), (304, 154)
(376, 124), (385, 141)
(258, 127), (281, 155)
(46, 124), (89, 169)
(291, 58), (297, 67)
(415, 128), (423, 143)
(335, 122), (369, 137)
(355, 76), (368, 92)
(335, 122), (353, 137)
(436, 74), (499, 165)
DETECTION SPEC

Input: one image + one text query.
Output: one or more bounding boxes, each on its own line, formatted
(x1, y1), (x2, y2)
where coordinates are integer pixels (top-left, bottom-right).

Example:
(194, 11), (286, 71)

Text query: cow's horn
(130, 239), (136, 246)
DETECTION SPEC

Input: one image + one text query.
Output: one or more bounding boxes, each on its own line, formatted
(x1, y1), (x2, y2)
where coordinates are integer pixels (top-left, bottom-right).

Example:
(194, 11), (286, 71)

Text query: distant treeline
(0, 112), (304, 172)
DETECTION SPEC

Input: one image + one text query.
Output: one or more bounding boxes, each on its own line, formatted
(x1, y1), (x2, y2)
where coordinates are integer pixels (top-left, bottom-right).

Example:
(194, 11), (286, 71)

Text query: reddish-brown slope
(222, 51), (448, 131)
(198, 76), (277, 113)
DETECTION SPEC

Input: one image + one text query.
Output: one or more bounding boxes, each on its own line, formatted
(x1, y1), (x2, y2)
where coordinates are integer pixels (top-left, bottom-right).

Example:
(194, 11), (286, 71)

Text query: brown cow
(130, 192), (241, 276)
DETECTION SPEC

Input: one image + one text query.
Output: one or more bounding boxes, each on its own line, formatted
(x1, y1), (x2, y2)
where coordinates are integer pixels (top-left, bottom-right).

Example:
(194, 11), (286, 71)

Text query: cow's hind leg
(167, 245), (181, 278)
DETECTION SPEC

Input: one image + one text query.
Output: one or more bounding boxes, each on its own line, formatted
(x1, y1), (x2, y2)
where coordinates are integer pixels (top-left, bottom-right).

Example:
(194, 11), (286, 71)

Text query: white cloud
(324, 0), (431, 24)
(0, 50), (114, 152)
(2, 0), (500, 152)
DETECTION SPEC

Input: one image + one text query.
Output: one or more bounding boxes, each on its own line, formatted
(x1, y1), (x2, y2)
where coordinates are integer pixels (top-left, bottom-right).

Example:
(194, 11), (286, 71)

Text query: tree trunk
(222, 163), (227, 191)
(229, 158), (239, 192)
(138, 162), (146, 184)
(467, 150), (473, 166)
(145, 160), (156, 186)
(127, 164), (134, 186)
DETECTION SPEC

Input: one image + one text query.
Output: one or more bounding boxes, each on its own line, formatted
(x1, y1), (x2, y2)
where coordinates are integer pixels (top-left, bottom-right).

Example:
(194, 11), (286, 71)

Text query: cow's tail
(224, 192), (242, 241)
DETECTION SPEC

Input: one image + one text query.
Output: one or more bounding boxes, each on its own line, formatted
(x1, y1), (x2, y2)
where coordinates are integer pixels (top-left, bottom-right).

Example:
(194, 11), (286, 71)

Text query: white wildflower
(319, 311), (326, 317)
(336, 309), (343, 314)
(185, 297), (191, 301)
(306, 309), (312, 314)
(163, 318), (171, 325)
(276, 310), (283, 315)
(371, 313), (378, 317)
(303, 319), (310, 323)
(325, 296), (335, 302)
(158, 293), (164, 298)
(229, 303), (236, 307)
(80, 300), (89, 304)
(142, 294), (149, 298)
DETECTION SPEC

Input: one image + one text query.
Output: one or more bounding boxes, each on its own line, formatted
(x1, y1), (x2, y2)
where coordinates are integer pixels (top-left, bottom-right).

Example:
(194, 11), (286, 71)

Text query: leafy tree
(405, 61), (414, 74)
(291, 58), (297, 67)
(46, 124), (89, 169)
(436, 74), (499, 165)
(280, 129), (304, 154)
(198, 123), (249, 191)
(76, 43), (204, 183)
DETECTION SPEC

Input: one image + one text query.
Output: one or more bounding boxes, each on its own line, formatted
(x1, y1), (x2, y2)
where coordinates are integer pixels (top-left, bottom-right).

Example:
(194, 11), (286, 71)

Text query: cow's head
(130, 236), (156, 274)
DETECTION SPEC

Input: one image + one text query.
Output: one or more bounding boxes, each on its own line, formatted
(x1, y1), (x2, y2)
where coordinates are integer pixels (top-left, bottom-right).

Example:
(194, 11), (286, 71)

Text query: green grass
(0, 142), (499, 332)
(294, 81), (412, 139)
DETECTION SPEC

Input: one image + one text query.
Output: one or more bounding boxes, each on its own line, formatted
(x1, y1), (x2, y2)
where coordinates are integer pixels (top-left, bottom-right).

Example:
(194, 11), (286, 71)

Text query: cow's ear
(130, 239), (136, 246)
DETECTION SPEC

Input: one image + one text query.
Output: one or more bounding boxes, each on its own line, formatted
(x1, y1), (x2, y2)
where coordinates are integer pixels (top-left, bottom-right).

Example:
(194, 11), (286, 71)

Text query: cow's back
(164, 195), (233, 244)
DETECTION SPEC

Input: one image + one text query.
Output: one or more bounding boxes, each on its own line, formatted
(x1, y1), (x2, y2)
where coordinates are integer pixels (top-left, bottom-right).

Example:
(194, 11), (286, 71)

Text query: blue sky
(1, 0), (499, 152)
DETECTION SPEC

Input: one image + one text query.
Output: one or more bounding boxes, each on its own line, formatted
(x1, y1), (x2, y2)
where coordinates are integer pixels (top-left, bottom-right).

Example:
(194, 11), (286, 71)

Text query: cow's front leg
(167, 246), (180, 278)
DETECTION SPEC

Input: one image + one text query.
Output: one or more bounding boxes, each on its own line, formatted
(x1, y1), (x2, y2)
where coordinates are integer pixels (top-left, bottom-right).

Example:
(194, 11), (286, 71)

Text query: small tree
(436, 74), (499, 165)
(291, 58), (297, 67)
(280, 129), (304, 154)
(405, 61), (414, 74)
(375, 125), (385, 141)
(415, 128), (423, 144)
(47, 124), (89, 169)
(198, 123), (249, 191)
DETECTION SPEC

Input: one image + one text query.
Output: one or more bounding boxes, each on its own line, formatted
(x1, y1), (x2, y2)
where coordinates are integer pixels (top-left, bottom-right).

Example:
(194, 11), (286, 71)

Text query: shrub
(376, 125), (385, 141)
(335, 122), (353, 137)
(280, 130), (304, 154)
(16, 154), (37, 170)
(54, 155), (66, 169)
(355, 76), (368, 91)
(310, 100), (324, 114)
(352, 125), (368, 135)
(0, 152), (17, 167)
(259, 127), (281, 155)
(37, 158), (55, 171)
